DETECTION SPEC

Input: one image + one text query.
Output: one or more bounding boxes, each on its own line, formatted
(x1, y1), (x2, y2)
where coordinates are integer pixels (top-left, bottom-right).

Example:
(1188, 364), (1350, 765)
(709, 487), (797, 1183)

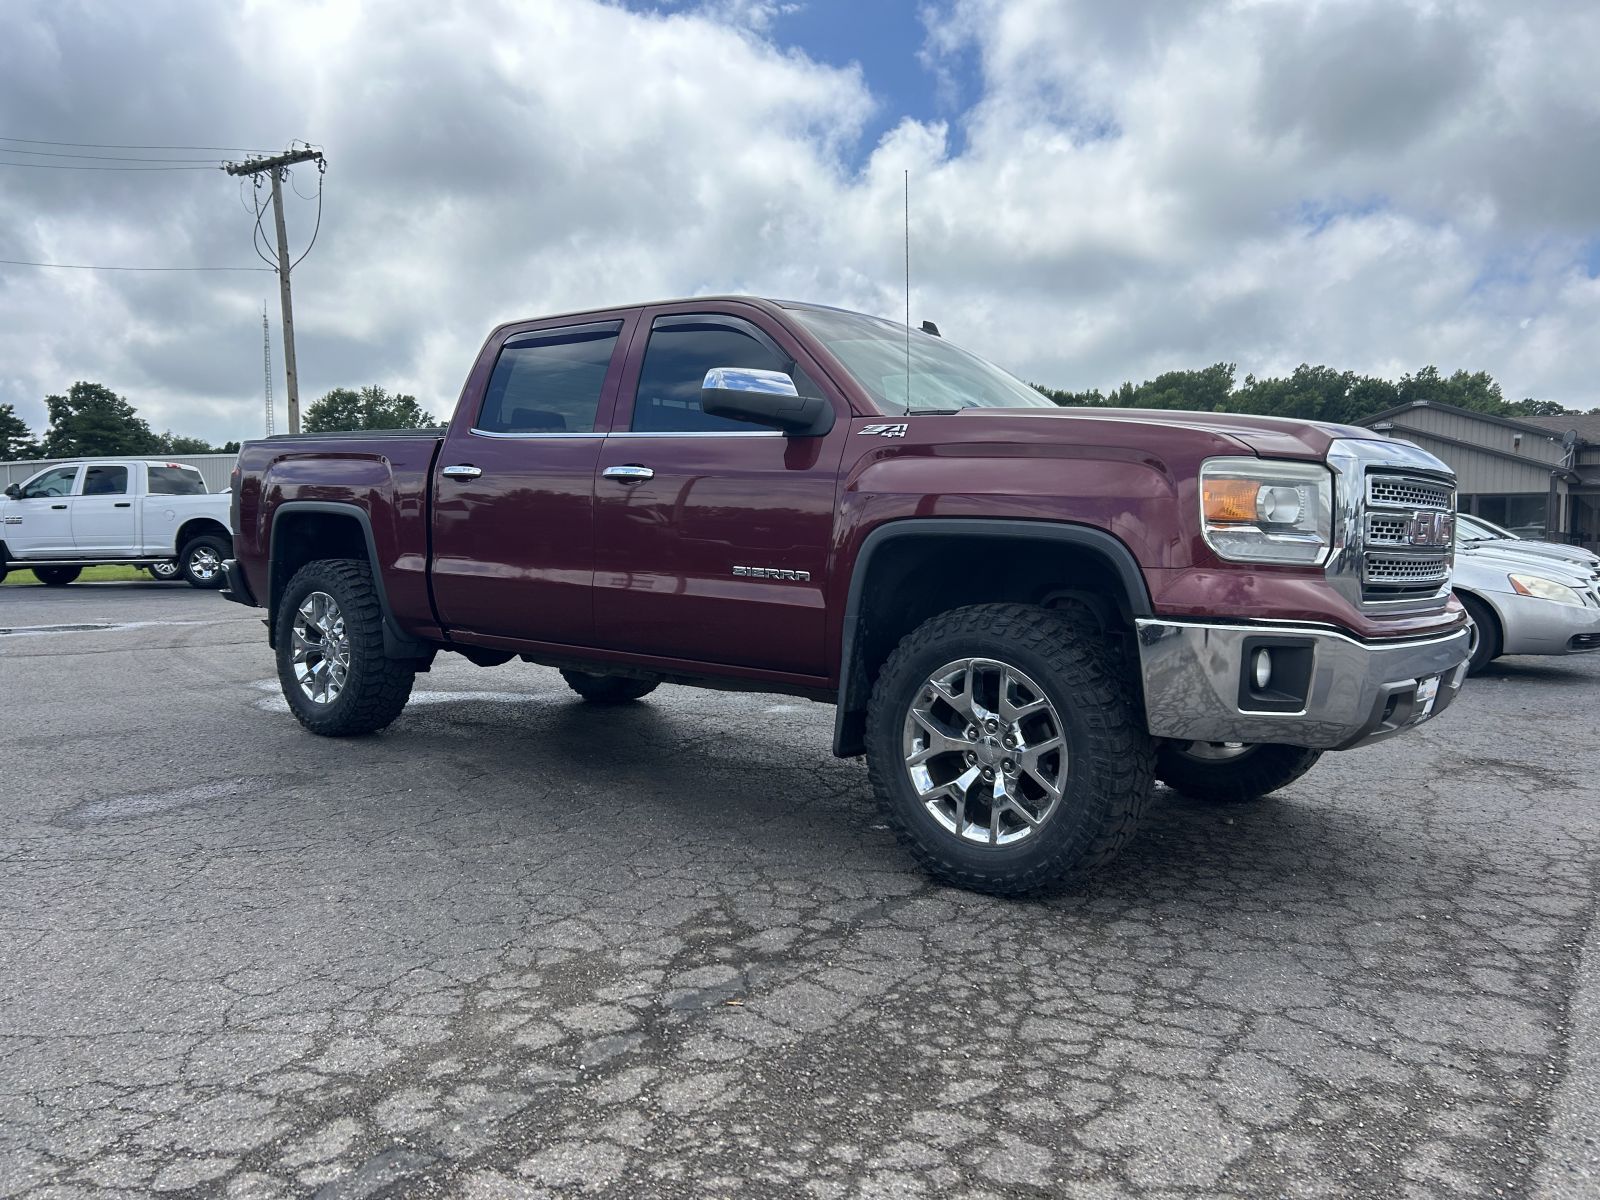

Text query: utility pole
(225, 147), (323, 433)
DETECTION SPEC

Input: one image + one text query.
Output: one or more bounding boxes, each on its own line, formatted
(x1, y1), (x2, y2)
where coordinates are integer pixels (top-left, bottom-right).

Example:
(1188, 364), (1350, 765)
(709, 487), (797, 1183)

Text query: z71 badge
(859, 423), (908, 438)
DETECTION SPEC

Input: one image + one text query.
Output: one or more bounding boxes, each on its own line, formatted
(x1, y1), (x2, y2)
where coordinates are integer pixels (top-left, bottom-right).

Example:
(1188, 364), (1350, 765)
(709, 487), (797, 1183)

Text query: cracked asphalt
(2, 584), (1598, 1199)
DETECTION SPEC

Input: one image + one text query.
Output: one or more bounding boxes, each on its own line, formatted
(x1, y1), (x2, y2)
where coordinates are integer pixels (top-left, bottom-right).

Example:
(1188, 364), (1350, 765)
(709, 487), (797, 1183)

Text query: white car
(0, 459), (233, 589)
(1456, 512), (1600, 572)
(1452, 540), (1600, 674)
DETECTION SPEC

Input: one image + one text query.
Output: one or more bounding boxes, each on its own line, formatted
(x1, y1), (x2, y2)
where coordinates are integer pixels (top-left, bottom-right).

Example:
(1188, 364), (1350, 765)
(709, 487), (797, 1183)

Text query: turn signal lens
(1203, 478), (1262, 524)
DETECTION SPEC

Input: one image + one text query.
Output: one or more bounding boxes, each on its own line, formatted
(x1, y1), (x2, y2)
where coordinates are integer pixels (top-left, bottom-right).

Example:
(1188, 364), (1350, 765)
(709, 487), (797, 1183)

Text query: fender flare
(832, 518), (1153, 756)
(268, 501), (430, 659)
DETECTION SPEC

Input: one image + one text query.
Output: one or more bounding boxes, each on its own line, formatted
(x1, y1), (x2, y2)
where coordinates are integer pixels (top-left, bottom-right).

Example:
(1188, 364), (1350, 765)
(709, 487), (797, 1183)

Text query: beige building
(1361, 401), (1600, 549)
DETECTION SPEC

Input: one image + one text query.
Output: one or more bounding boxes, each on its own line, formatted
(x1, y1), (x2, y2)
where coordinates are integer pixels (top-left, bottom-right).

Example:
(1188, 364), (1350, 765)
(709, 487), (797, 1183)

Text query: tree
(303, 386), (435, 433)
(40, 382), (161, 459)
(157, 432), (222, 454)
(0, 403), (42, 461)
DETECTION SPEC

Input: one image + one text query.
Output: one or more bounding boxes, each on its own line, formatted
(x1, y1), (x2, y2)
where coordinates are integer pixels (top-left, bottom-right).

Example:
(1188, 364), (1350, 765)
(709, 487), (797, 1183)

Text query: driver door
(5, 465), (82, 557)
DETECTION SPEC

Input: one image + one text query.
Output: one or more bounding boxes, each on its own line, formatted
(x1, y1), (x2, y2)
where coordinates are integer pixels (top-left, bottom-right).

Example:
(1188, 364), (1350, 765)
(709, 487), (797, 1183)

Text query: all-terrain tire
(34, 566), (82, 586)
(560, 670), (659, 704)
(1155, 742), (1322, 803)
(1458, 592), (1501, 676)
(275, 558), (416, 736)
(865, 603), (1155, 896)
(179, 535), (230, 589)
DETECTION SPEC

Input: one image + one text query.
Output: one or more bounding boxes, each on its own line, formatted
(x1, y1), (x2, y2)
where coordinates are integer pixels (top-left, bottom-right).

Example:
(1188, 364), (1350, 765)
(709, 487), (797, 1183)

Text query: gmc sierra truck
(226, 297), (1470, 894)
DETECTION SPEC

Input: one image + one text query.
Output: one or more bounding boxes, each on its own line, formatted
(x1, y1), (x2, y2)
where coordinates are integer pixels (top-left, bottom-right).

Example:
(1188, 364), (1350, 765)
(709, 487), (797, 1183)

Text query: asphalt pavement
(1, 583), (1597, 1199)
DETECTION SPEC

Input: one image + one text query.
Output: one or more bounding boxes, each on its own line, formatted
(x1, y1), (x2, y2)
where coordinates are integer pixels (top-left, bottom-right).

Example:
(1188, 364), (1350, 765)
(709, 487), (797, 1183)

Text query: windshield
(787, 306), (1056, 413)
(1457, 513), (1516, 542)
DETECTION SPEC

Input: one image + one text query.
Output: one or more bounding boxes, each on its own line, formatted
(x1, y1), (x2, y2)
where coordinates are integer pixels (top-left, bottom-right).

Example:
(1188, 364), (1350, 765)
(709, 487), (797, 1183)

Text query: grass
(1, 564), (156, 586)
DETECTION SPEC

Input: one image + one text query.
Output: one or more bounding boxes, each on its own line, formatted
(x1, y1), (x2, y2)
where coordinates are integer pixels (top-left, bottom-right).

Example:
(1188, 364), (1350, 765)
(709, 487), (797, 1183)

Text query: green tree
(0, 403), (42, 460)
(40, 382), (161, 458)
(157, 432), (222, 454)
(1504, 398), (1571, 417)
(303, 386), (435, 433)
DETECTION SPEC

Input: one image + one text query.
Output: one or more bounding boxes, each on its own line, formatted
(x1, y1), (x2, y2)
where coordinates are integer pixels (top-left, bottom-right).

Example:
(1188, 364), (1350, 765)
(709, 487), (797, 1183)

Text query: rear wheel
(147, 559), (181, 581)
(560, 670), (659, 704)
(34, 566), (82, 587)
(1154, 741), (1322, 804)
(274, 559), (416, 736)
(865, 603), (1154, 896)
(1459, 593), (1500, 676)
(179, 535), (230, 589)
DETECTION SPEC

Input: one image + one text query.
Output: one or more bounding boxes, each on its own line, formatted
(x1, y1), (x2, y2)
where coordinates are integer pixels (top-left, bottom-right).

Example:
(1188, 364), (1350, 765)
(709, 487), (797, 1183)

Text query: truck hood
(967, 406), (1376, 461)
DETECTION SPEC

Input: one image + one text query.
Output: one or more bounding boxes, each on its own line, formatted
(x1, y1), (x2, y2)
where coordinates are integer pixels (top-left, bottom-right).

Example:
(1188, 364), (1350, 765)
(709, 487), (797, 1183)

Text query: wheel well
(1454, 588), (1502, 641)
(176, 517), (232, 553)
(268, 511), (369, 623)
(835, 530), (1145, 755)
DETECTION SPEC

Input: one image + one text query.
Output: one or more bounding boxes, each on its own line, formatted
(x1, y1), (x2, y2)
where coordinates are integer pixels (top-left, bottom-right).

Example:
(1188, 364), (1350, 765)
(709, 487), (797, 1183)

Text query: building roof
(1515, 412), (1600, 444)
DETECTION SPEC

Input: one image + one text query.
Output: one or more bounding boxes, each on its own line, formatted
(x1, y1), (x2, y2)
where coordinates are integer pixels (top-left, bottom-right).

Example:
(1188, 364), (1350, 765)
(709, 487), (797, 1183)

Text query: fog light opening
(1252, 648), (1273, 691)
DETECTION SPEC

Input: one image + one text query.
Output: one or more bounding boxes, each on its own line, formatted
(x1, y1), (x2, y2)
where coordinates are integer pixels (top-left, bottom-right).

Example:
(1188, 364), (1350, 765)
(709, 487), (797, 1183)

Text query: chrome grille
(1359, 469), (1456, 604)
(1369, 476), (1452, 511)
(1365, 515), (1410, 545)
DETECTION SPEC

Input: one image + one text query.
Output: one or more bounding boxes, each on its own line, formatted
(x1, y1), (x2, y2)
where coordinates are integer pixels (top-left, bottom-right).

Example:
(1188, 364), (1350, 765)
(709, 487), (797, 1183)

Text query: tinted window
(82, 465), (129, 496)
(632, 319), (799, 434)
(21, 467), (77, 499)
(149, 466), (207, 495)
(477, 322), (621, 434)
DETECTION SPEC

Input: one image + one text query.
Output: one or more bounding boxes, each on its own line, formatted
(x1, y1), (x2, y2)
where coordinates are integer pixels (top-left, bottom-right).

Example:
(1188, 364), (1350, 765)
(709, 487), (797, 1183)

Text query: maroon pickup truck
(227, 296), (1470, 893)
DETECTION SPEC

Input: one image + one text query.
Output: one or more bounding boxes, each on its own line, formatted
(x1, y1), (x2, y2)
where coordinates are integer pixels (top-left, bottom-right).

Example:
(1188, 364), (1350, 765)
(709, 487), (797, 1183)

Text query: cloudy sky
(2, 0), (1598, 446)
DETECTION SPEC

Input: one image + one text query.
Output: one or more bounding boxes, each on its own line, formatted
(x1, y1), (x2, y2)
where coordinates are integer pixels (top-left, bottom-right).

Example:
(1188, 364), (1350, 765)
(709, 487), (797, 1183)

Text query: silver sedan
(1453, 541), (1600, 674)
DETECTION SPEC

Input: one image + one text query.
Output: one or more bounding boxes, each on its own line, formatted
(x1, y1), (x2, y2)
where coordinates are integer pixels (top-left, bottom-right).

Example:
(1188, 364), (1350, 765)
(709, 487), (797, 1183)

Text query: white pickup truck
(0, 459), (233, 589)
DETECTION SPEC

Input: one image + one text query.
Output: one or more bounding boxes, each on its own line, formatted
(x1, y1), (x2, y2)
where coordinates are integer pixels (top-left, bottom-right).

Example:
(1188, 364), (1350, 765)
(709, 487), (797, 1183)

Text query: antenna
(904, 169), (911, 414)
(262, 302), (275, 436)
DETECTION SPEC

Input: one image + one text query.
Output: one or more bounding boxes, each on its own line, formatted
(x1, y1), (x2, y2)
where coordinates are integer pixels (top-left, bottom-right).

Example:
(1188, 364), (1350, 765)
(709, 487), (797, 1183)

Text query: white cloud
(1, 0), (1597, 450)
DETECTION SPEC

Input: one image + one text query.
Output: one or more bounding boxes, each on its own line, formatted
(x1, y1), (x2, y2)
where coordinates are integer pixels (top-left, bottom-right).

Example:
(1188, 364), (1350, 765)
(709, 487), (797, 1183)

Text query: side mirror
(3, 484), (19, 500)
(701, 367), (834, 437)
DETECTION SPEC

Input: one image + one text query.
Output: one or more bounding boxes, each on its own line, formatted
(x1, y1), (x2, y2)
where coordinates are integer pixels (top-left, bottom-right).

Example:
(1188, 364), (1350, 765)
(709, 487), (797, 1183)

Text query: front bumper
(1137, 619), (1470, 751)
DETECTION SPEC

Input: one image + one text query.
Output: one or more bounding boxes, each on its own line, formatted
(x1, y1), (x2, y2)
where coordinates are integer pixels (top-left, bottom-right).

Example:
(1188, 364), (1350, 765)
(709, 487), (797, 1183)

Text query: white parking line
(0, 618), (237, 638)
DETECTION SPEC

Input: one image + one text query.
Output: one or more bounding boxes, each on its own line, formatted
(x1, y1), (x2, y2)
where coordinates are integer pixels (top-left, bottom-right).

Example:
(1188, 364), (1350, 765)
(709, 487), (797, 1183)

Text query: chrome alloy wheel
(150, 559), (180, 580)
(291, 591), (350, 704)
(1173, 741), (1254, 762)
(902, 657), (1068, 846)
(188, 545), (222, 582)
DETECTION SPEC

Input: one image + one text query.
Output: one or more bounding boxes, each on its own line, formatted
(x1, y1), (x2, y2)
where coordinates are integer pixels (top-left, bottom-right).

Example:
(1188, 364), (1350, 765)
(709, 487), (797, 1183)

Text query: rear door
(591, 305), (849, 678)
(4, 465), (81, 557)
(430, 313), (636, 647)
(70, 463), (140, 554)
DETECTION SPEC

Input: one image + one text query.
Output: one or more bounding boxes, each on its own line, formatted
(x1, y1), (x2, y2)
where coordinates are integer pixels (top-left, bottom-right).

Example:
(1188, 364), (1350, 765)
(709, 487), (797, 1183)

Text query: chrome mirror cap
(702, 366), (799, 398)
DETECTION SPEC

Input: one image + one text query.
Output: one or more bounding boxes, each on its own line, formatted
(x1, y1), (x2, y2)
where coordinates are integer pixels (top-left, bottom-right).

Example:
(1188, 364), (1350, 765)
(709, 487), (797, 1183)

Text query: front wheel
(179, 535), (230, 589)
(34, 566), (82, 587)
(274, 559), (416, 736)
(1459, 593), (1500, 677)
(865, 603), (1154, 896)
(1154, 741), (1322, 804)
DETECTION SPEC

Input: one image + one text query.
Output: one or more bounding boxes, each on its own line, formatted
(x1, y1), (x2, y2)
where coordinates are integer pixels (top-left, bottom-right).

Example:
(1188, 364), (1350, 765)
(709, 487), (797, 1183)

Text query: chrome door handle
(441, 465), (482, 480)
(602, 465), (654, 483)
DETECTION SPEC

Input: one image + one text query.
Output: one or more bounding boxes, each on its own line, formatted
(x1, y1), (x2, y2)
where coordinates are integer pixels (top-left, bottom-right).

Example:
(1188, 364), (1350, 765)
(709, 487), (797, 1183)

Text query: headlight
(1508, 574), (1586, 606)
(1199, 457), (1334, 565)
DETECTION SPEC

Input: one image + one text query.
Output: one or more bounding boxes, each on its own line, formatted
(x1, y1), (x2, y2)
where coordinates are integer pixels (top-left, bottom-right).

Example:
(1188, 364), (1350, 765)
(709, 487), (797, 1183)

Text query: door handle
(602, 465), (654, 484)
(114, 502), (131, 508)
(51, 503), (68, 510)
(441, 465), (482, 480)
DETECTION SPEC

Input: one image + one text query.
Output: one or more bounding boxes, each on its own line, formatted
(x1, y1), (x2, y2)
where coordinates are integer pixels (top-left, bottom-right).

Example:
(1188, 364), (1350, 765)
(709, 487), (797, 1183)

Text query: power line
(0, 135), (274, 153)
(0, 258), (273, 272)
(0, 161), (222, 171)
(0, 147), (227, 163)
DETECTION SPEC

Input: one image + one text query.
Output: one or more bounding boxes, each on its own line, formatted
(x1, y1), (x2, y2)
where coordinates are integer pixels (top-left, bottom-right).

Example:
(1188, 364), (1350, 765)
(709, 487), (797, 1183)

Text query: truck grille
(1359, 470), (1456, 604)
(1369, 476), (1452, 511)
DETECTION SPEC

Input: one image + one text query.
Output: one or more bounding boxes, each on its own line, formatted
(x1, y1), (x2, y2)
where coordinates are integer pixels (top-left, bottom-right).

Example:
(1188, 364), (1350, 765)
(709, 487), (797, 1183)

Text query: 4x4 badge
(860, 423), (908, 438)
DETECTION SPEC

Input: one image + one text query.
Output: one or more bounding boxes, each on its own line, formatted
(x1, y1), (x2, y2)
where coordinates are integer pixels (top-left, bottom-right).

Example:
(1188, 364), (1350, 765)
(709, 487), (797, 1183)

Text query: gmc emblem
(1406, 512), (1454, 547)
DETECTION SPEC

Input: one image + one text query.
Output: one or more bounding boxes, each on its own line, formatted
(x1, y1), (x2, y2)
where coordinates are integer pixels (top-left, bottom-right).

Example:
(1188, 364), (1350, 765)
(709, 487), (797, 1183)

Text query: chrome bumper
(1136, 619), (1471, 751)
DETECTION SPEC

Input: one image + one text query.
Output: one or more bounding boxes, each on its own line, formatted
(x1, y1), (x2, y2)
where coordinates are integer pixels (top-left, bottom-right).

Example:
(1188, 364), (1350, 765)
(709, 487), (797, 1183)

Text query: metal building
(1360, 401), (1599, 549)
